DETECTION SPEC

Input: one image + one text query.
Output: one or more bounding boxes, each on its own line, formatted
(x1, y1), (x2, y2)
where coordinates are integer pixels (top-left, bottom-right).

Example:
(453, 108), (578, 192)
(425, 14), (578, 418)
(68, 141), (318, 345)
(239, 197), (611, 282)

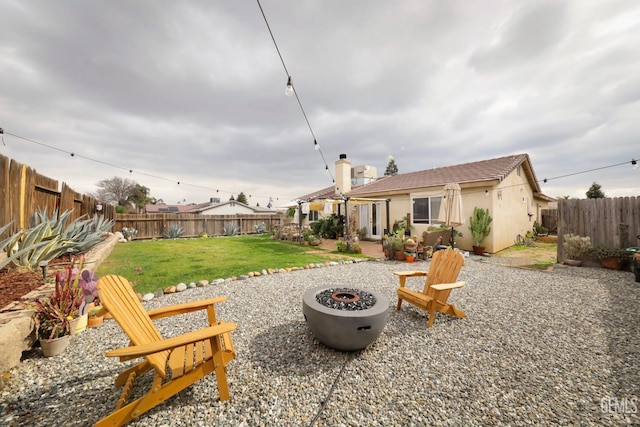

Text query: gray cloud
(0, 0), (638, 207)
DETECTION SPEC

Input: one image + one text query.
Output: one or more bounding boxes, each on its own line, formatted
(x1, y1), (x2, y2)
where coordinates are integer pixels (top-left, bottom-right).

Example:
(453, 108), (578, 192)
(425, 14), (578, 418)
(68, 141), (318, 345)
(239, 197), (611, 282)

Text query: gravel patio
(1, 257), (638, 426)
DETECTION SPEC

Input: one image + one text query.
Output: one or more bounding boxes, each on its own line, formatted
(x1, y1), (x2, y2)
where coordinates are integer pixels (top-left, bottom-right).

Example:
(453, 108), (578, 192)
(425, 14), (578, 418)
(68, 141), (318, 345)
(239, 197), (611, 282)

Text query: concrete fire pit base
(302, 286), (389, 351)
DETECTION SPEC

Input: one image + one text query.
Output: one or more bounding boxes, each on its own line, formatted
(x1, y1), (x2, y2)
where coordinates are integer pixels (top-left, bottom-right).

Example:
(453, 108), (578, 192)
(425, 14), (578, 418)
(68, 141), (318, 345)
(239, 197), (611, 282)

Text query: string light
(0, 129), (288, 204)
(285, 76), (294, 96)
(256, 0), (334, 183)
(632, 159), (638, 170)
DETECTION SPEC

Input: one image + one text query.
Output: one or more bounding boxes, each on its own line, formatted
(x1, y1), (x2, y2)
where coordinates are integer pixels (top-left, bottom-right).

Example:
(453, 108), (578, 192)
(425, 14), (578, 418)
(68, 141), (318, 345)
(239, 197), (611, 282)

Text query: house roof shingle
(347, 154), (540, 196)
(297, 153), (552, 201)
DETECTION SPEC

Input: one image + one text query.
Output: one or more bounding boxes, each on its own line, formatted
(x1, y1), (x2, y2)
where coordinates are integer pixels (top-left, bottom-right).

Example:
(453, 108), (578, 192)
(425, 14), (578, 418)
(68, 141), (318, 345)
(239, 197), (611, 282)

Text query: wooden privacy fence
(557, 197), (640, 261)
(115, 213), (289, 239)
(0, 153), (114, 239)
(541, 209), (557, 234)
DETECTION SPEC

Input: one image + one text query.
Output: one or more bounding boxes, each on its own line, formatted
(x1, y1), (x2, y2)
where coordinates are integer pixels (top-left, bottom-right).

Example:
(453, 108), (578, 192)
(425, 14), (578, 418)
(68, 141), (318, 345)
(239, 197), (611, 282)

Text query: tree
(129, 184), (152, 212)
(586, 182), (605, 199)
(236, 192), (248, 205)
(95, 176), (138, 206)
(384, 155), (399, 176)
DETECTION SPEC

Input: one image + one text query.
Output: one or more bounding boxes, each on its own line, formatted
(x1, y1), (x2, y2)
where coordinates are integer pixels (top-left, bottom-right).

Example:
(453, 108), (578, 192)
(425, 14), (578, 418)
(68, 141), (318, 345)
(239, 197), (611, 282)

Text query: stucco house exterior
(297, 153), (554, 253)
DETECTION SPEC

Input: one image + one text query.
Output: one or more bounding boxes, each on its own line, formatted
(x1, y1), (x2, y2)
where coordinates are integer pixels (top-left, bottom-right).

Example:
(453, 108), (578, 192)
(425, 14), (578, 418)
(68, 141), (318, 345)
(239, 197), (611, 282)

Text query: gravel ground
(1, 257), (638, 426)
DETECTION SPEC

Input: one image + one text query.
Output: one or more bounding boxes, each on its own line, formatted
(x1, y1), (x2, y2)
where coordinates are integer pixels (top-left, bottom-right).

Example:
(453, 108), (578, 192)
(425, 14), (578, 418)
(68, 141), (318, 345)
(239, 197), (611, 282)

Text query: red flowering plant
(33, 256), (99, 341)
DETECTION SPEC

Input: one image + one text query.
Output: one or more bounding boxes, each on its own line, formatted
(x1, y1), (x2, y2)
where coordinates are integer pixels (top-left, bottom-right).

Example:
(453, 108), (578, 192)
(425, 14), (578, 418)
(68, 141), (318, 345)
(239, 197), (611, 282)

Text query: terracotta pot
(88, 316), (104, 328)
(600, 257), (623, 270)
(472, 246), (485, 255)
(395, 250), (406, 261)
(406, 256), (414, 263)
(40, 335), (71, 357)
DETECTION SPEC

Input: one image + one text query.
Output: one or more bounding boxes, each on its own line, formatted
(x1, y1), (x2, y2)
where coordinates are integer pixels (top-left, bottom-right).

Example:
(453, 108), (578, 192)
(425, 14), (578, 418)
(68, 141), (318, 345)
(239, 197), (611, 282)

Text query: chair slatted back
(98, 275), (170, 378)
(423, 250), (464, 298)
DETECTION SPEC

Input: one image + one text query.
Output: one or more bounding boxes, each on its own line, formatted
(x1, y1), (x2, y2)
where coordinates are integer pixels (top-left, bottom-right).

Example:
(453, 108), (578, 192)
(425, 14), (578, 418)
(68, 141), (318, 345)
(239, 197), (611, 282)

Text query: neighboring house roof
(298, 154), (554, 202)
(145, 203), (201, 213)
(145, 201), (276, 214)
(192, 200), (276, 214)
(297, 185), (339, 201)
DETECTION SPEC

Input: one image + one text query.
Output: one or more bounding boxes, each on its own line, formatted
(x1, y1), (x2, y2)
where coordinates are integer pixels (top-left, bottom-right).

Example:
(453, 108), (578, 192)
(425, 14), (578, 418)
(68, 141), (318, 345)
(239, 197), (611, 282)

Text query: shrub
(312, 214), (344, 239)
(562, 234), (592, 260)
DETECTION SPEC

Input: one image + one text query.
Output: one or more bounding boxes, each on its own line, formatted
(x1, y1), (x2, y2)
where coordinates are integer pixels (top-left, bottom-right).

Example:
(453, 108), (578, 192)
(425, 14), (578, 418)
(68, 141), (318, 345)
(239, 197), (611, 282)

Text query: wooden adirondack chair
(95, 275), (237, 427)
(395, 249), (466, 328)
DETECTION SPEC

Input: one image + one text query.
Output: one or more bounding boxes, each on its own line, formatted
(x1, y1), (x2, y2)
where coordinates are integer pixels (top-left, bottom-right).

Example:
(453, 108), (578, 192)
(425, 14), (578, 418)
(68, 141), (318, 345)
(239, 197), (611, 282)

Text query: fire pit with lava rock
(302, 286), (389, 351)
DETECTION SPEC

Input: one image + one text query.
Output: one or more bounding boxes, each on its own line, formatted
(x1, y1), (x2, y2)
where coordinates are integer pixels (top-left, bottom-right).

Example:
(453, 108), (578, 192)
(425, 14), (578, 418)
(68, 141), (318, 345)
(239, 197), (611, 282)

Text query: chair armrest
(431, 281), (466, 291)
(393, 271), (427, 277)
(146, 296), (228, 320)
(394, 271), (428, 289)
(105, 322), (237, 359)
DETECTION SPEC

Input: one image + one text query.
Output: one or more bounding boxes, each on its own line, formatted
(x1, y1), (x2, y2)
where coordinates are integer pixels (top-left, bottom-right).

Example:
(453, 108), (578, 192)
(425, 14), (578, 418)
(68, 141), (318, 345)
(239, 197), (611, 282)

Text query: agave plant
(223, 223), (240, 236)
(64, 214), (114, 253)
(0, 209), (114, 271)
(1, 217), (75, 271)
(163, 224), (185, 239)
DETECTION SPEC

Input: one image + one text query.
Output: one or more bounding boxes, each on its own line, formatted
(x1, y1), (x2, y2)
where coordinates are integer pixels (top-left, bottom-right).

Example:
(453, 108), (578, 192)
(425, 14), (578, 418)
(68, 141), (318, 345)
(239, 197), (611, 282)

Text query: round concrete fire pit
(302, 286), (389, 351)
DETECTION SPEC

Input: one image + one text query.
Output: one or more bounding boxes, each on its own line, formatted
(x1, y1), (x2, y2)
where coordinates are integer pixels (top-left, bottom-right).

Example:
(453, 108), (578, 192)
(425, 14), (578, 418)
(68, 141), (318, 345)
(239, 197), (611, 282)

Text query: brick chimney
(335, 154), (351, 196)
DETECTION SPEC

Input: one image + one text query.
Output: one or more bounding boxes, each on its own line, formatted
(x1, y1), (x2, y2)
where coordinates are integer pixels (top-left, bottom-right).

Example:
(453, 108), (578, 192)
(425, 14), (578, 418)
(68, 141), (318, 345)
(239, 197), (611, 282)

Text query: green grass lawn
(96, 234), (361, 294)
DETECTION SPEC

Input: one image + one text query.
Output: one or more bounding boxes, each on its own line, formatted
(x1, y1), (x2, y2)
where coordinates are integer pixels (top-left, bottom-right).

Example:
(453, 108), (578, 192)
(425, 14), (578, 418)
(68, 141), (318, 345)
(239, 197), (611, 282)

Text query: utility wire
(4, 129), (636, 203)
(256, 0), (335, 183)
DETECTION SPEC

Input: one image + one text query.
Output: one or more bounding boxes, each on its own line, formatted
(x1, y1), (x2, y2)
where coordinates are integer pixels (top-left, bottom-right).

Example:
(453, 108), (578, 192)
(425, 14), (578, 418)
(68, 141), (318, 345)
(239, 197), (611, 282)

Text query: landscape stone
(176, 283), (187, 292)
(142, 293), (155, 301)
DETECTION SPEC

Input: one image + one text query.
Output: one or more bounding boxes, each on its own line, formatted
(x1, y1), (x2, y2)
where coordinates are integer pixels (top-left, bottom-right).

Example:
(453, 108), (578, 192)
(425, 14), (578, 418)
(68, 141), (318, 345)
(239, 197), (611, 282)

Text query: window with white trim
(308, 210), (319, 222)
(412, 196), (442, 224)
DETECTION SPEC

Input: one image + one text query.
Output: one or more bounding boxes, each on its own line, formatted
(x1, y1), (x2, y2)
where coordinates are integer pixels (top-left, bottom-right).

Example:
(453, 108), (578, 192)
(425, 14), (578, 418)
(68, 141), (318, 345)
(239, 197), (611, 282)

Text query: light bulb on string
(632, 159), (638, 170)
(314, 140), (320, 151)
(285, 76), (293, 96)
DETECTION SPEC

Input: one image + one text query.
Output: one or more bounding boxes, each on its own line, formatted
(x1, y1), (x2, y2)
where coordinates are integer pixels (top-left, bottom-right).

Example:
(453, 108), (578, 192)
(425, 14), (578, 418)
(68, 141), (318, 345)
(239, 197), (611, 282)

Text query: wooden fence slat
(558, 196), (640, 262)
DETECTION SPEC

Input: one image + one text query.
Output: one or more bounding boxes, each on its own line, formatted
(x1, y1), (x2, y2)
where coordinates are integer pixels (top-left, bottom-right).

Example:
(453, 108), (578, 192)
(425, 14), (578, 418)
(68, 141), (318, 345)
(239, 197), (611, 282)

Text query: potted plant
(592, 246), (632, 270)
(87, 305), (105, 328)
(33, 270), (83, 357)
(383, 232), (404, 260)
(562, 234), (592, 266)
(468, 207), (492, 255)
(405, 252), (415, 263)
(390, 232), (406, 261)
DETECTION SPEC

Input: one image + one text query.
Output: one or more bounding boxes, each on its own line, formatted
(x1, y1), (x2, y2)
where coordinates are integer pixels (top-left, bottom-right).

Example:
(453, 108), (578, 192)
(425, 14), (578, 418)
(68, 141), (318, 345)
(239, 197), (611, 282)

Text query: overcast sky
(1, 1), (639, 208)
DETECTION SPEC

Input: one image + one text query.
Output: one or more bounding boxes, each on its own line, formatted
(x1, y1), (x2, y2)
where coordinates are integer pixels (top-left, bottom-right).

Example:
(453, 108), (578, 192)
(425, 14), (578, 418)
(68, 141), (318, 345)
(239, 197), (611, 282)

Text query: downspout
(297, 200), (303, 243)
(344, 197), (350, 250)
(385, 199), (391, 236)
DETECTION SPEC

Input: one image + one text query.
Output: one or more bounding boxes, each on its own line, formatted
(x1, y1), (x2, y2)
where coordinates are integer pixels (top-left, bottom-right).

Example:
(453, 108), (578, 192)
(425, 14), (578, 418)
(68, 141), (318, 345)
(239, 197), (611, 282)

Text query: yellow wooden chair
(95, 275), (236, 427)
(394, 249), (466, 328)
